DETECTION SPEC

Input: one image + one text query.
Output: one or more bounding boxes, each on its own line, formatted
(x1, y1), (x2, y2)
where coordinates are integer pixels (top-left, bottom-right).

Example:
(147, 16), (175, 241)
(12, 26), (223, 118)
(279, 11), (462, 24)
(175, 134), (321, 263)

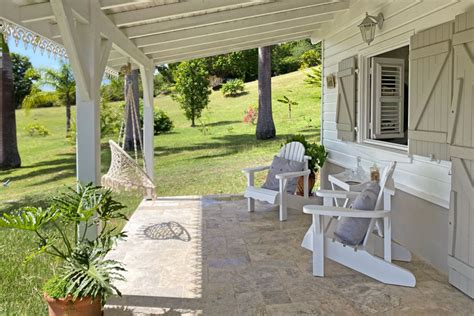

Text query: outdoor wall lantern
(358, 12), (384, 45)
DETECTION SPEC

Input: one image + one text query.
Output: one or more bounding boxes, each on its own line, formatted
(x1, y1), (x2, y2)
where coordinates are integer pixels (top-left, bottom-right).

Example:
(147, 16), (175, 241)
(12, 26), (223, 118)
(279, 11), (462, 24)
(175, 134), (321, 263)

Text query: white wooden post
(52, 0), (111, 240)
(140, 65), (155, 199)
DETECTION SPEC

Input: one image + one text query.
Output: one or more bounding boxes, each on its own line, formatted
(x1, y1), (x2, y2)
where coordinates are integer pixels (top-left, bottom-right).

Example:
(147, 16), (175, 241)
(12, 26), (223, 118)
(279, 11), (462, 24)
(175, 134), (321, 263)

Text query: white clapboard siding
(371, 57), (405, 139)
(448, 9), (474, 299)
(335, 56), (357, 141)
(408, 21), (453, 161)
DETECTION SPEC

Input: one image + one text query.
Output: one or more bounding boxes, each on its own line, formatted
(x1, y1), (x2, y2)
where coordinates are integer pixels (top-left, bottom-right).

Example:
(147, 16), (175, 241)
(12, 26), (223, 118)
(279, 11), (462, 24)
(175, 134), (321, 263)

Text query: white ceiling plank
(137, 13), (332, 50)
(98, 6), (153, 68)
(122, 0), (348, 39)
(151, 30), (312, 63)
(142, 22), (323, 55)
(109, 0), (273, 27)
(155, 33), (311, 65)
(19, 0), (178, 23)
(100, 0), (153, 10)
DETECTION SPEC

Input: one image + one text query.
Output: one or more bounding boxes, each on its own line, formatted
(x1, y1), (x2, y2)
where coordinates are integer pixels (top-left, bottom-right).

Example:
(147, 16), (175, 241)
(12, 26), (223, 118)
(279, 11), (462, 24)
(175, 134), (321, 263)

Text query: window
(366, 46), (409, 146)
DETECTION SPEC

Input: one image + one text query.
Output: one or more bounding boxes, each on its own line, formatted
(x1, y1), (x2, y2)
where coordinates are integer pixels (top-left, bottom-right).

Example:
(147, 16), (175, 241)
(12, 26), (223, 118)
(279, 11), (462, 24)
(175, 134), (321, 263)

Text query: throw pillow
(262, 155), (305, 193)
(333, 181), (381, 246)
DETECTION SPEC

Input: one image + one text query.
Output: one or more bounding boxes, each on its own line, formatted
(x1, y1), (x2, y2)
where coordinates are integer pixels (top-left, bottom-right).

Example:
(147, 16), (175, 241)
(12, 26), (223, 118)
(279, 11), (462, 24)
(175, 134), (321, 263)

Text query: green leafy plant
(0, 184), (128, 305)
(277, 95), (298, 119)
(284, 134), (327, 173)
(25, 123), (50, 137)
(221, 79), (246, 97)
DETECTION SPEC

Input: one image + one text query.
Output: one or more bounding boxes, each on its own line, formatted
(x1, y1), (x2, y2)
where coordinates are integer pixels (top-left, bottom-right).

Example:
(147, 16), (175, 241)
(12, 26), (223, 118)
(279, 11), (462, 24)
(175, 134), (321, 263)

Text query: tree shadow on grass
(0, 193), (52, 214)
(205, 120), (240, 127)
(154, 130), (321, 159)
(0, 152), (76, 184)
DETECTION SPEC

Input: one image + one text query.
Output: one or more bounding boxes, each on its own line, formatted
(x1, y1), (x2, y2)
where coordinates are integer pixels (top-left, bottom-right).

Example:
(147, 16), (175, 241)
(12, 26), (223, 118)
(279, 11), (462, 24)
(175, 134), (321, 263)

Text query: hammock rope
(101, 69), (156, 198)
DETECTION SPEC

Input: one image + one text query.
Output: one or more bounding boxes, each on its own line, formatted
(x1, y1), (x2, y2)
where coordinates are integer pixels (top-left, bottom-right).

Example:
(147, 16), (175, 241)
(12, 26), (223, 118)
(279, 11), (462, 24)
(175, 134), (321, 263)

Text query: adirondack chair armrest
(316, 190), (360, 199)
(242, 166), (270, 174)
(275, 169), (311, 180)
(304, 155), (311, 161)
(303, 205), (390, 218)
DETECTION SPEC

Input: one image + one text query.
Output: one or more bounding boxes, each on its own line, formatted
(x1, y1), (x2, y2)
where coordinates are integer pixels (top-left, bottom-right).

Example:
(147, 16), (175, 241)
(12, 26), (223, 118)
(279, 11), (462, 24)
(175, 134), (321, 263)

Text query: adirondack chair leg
(384, 216), (392, 262)
(279, 178), (288, 221)
(247, 172), (255, 212)
(312, 214), (324, 276)
(248, 198), (255, 212)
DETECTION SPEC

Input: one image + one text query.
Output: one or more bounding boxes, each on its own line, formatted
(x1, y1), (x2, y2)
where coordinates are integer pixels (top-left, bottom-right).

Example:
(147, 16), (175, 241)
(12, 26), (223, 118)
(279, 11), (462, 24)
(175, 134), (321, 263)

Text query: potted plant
(284, 135), (328, 196)
(0, 184), (127, 316)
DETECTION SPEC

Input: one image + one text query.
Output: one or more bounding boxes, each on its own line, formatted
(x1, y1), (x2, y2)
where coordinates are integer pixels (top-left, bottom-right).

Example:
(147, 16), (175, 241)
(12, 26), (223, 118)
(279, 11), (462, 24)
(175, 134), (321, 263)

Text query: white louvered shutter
(336, 56), (357, 141)
(371, 57), (405, 139)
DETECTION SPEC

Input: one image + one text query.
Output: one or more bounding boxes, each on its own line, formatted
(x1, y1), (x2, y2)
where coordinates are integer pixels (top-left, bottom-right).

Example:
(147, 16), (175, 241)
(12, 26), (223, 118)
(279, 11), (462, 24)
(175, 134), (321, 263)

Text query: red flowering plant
(243, 106), (258, 125)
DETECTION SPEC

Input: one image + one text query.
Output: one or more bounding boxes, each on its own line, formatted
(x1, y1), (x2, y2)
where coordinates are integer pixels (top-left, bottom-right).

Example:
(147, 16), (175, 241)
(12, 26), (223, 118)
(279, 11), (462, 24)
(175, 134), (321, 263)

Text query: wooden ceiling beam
(151, 30), (312, 63)
(123, 0), (348, 39)
(142, 21), (323, 55)
(109, 0), (273, 27)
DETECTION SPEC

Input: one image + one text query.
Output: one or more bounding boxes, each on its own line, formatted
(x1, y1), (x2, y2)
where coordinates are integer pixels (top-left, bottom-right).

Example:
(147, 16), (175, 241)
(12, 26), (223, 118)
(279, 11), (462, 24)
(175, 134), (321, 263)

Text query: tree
(0, 34), (21, 169)
(256, 46), (276, 140)
(42, 63), (76, 133)
(277, 95), (298, 119)
(172, 60), (211, 127)
(123, 68), (140, 151)
(11, 52), (39, 108)
(101, 75), (124, 102)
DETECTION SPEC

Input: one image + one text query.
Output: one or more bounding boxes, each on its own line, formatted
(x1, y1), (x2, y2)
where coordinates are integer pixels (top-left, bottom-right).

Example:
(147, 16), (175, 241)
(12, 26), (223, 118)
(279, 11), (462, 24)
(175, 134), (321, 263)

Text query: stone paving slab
(104, 195), (474, 315)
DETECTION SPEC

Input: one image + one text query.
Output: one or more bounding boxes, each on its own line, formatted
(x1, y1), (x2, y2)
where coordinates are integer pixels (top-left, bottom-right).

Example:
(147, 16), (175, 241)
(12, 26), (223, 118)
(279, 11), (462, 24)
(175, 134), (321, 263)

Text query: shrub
(100, 101), (123, 137)
(150, 110), (174, 135)
(138, 102), (174, 135)
(221, 79), (246, 97)
(25, 123), (50, 136)
(243, 106), (258, 125)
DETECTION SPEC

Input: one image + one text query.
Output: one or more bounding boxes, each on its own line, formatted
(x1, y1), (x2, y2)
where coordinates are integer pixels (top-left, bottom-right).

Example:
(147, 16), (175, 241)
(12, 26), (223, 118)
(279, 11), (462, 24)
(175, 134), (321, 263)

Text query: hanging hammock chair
(101, 72), (156, 198)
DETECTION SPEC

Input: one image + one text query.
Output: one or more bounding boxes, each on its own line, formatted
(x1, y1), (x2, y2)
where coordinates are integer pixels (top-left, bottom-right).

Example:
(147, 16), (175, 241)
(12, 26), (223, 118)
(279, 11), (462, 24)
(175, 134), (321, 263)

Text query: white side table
(328, 170), (370, 207)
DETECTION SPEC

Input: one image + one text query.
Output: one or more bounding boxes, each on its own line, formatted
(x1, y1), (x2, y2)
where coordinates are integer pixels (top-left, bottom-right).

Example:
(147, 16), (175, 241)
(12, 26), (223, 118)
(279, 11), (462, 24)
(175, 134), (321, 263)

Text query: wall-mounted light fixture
(358, 12), (384, 45)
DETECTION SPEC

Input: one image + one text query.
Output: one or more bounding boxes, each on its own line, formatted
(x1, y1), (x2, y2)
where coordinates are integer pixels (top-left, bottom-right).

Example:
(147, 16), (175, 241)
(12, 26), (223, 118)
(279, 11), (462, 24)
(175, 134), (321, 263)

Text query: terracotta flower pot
(296, 171), (317, 196)
(44, 294), (102, 316)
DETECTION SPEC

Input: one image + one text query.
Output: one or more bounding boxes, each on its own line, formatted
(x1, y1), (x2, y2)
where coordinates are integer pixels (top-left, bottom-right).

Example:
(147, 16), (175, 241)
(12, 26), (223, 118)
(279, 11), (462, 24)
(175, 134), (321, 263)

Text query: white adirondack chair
(301, 161), (416, 287)
(242, 142), (311, 221)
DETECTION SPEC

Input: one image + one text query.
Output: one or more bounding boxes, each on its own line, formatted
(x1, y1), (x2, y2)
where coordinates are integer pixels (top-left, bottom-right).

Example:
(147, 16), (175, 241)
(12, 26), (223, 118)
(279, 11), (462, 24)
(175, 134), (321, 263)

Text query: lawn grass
(0, 69), (320, 314)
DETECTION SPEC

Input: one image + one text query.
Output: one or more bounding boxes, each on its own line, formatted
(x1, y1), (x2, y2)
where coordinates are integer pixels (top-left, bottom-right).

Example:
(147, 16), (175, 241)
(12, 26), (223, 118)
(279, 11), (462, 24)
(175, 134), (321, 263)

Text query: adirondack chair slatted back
(278, 142), (305, 162)
(374, 161), (397, 211)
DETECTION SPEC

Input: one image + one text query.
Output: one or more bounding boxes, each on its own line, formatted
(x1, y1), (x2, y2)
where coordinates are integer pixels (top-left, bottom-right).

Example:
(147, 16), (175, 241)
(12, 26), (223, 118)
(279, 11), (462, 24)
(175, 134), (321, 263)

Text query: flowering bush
(243, 106), (258, 125)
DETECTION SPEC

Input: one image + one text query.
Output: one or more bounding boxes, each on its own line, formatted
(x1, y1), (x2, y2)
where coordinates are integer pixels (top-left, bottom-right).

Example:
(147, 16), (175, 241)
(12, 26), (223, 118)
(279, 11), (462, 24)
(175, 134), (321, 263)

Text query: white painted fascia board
(141, 22), (323, 55)
(108, 0), (274, 26)
(122, 0), (348, 39)
(153, 32), (311, 64)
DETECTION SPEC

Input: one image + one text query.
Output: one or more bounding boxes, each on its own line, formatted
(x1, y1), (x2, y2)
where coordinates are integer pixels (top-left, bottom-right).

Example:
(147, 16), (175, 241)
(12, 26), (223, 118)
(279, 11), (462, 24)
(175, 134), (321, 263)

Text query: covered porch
(104, 196), (472, 315)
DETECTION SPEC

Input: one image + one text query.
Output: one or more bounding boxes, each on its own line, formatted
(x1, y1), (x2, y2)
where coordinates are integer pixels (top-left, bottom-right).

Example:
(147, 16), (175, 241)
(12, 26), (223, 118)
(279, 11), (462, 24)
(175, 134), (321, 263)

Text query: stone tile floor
(105, 195), (474, 315)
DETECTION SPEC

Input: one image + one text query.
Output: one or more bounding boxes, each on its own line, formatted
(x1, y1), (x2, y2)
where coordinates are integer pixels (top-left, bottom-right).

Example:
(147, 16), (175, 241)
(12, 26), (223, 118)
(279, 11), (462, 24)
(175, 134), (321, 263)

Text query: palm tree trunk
(0, 36), (21, 169)
(124, 69), (140, 151)
(256, 46), (275, 140)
